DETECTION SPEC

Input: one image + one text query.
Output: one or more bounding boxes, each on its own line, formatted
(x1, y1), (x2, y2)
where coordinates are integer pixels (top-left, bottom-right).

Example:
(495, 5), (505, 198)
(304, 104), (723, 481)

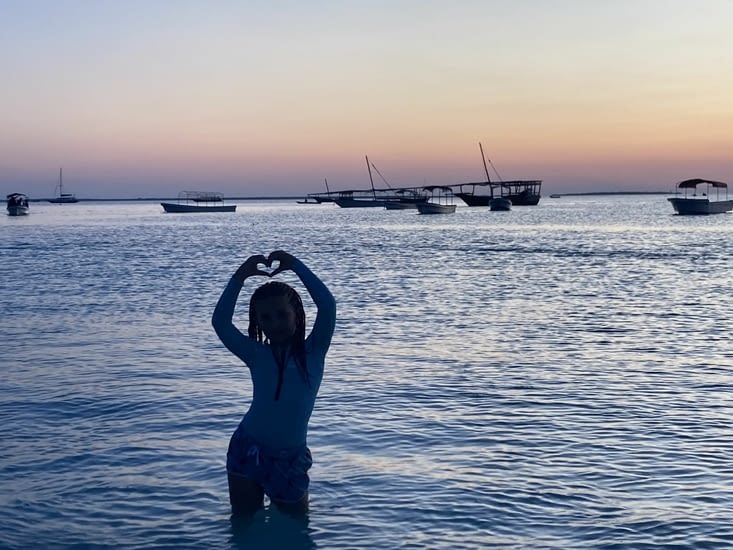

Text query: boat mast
(324, 178), (330, 194)
(370, 161), (393, 189)
(479, 142), (491, 183)
(59, 167), (63, 197)
(366, 155), (377, 199)
(479, 142), (495, 198)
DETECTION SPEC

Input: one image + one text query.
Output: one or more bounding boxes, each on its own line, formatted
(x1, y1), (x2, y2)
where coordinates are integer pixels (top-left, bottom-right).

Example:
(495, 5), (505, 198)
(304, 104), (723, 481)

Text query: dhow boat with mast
(453, 143), (541, 207)
(333, 157), (386, 207)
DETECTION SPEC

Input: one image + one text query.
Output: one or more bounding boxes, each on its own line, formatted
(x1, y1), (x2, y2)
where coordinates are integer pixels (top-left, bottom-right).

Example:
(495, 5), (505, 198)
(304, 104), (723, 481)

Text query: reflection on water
(229, 507), (315, 550)
(1, 196), (732, 548)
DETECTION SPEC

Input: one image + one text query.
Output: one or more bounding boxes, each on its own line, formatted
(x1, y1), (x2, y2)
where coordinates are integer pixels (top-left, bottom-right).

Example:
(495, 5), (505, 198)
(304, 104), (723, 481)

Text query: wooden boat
(302, 160), (438, 208)
(384, 188), (429, 210)
(334, 191), (386, 208)
(334, 156), (390, 208)
(161, 191), (236, 213)
(297, 179), (335, 204)
(454, 143), (541, 206)
(500, 181), (541, 205)
(455, 181), (541, 206)
(298, 192), (337, 203)
(48, 168), (78, 203)
(332, 189), (427, 208)
(667, 178), (733, 215)
(416, 186), (457, 214)
(6, 193), (29, 216)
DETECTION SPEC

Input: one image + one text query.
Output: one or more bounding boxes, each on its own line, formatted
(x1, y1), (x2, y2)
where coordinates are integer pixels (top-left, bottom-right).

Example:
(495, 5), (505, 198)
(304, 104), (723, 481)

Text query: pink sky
(2, 1), (732, 199)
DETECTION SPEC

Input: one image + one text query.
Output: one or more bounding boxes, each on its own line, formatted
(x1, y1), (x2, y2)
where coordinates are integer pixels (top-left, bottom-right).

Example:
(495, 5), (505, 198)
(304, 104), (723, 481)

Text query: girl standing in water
(212, 250), (336, 515)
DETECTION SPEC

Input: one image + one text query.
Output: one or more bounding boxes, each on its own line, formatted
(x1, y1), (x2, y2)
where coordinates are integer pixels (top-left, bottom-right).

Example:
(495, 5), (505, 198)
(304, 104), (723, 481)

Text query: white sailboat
(48, 168), (78, 203)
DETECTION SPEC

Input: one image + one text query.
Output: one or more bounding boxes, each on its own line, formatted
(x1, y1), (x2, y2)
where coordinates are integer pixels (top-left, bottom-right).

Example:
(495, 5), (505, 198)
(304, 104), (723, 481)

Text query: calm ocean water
(1, 196), (732, 549)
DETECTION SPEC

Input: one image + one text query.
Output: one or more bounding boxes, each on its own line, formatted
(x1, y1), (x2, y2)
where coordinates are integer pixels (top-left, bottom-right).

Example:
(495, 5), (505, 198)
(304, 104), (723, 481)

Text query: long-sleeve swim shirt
(212, 259), (336, 449)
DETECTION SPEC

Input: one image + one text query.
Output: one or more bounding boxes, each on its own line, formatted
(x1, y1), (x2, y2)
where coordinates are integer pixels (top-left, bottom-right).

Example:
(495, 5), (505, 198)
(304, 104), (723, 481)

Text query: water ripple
(1, 198), (732, 548)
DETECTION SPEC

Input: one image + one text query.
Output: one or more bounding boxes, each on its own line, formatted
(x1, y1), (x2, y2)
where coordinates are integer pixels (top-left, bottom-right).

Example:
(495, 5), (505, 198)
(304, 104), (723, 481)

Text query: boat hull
(7, 205), (29, 216)
(384, 198), (428, 210)
(667, 197), (733, 215)
(384, 201), (414, 210)
(416, 203), (456, 215)
(334, 198), (386, 208)
(509, 193), (541, 206)
(48, 197), (78, 204)
(456, 192), (539, 206)
(161, 202), (236, 213)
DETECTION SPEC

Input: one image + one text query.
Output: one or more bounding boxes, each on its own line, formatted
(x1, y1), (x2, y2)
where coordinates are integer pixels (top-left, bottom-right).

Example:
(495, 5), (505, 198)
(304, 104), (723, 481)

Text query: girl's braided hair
(248, 281), (308, 400)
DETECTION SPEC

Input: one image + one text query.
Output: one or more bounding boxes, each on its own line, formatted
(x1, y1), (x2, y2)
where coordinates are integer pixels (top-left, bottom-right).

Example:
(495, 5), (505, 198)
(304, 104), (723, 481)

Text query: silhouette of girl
(212, 250), (336, 515)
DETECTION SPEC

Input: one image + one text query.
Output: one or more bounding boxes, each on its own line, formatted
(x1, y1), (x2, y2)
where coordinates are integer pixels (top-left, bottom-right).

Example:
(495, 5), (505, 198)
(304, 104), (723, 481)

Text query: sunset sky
(2, 0), (732, 199)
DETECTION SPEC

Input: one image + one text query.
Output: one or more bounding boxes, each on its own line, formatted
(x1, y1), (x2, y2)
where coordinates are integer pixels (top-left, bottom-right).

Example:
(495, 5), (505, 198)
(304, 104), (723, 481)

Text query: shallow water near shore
(1, 196), (732, 548)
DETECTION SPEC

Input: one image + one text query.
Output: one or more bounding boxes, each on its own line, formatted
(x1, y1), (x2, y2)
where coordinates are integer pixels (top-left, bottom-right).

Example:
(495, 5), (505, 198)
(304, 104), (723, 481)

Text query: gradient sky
(2, 0), (732, 198)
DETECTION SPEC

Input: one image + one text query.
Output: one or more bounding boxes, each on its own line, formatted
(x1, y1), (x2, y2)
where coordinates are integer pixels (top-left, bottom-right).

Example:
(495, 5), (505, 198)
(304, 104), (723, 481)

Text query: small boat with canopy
(7, 193), (30, 216)
(667, 178), (733, 215)
(161, 191), (236, 213)
(416, 186), (457, 214)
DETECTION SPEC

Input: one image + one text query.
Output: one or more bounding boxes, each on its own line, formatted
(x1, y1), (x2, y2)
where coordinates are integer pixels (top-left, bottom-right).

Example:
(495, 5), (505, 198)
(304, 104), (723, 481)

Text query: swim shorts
(226, 425), (313, 503)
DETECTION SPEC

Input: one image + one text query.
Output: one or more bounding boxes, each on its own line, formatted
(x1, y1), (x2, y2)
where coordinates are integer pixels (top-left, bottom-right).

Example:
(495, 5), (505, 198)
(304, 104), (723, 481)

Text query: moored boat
(455, 181), (542, 206)
(7, 193), (30, 216)
(297, 178), (335, 204)
(161, 191), (236, 213)
(333, 156), (393, 208)
(667, 178), (733, 215)
(48, 168), (78, 203)
(383, 188), (429, 210)
(454, 143), (541, 206)
(416, 186), (457, 214)
(335, 195), (386, 208)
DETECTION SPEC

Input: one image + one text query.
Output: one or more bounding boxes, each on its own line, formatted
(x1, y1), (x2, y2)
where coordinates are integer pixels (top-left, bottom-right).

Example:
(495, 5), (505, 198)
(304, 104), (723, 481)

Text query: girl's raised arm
(211, 255), (269, 364)
(269, 250), (336, 353)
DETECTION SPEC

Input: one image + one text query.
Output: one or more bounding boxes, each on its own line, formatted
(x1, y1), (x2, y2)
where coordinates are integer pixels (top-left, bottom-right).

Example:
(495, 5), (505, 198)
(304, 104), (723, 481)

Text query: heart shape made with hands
(256, 259), (282, 277)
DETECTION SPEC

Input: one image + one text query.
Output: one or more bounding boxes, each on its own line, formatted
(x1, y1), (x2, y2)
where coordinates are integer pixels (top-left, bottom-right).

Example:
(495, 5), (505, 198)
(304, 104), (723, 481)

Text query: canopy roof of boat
(458, 180), (542, 187)
(677, 178), (728, 189)
(179, 190), (224, 201)
(7, 192), (28, 199)
(422, 185), (453, 192)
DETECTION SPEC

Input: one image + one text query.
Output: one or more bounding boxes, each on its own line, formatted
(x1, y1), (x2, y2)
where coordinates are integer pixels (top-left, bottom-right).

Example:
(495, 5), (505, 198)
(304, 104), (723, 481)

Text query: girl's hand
(234, 254), (270, 282)
(268, 250), (296, 277)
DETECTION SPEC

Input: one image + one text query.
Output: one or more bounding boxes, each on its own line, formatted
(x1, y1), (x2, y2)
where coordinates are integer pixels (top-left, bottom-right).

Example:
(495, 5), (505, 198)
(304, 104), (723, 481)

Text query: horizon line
(25, 191), (671, 202)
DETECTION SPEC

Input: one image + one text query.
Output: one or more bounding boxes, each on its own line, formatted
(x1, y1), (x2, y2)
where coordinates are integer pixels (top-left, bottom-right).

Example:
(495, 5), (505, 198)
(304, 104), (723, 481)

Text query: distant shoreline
(551, 191), (669, 197)
(28, 191), (670, 202)
(28, 196), (302, 203)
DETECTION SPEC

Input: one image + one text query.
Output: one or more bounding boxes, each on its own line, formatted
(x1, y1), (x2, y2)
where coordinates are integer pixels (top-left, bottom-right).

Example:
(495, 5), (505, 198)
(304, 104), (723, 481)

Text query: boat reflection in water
(489, 197), (512, 211)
